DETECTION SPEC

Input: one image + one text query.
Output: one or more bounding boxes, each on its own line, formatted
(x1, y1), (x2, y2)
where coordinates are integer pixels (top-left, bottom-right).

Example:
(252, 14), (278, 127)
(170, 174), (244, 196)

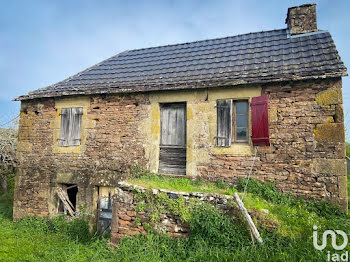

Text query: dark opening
(66, 184), (78, 209)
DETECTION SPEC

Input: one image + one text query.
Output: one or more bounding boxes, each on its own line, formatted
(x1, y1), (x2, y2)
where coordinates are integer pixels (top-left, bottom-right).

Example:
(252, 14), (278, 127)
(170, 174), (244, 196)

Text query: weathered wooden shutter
(216, 100), (232, 147)
(58, 108), (70, 146)
(58, 108), (83, 146)
(251, 95), (270, 146)
(69, 107), (83, 146)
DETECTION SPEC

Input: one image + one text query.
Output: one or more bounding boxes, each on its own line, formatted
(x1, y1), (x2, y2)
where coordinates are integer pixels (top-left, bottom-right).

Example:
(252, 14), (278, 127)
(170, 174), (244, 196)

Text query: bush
(237, 178), (292, 205)
(238, 178), (344, 218)
(190, 203), (250, 248)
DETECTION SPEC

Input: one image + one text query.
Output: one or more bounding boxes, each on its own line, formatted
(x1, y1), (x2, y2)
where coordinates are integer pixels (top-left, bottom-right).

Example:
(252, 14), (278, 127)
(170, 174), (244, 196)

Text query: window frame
(232, 100), (249, 143)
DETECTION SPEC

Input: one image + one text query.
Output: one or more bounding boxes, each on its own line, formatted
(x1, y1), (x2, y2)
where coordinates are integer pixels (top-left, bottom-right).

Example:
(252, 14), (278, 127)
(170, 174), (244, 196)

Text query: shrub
(189, 203), (250, 248)
(237, 178), (292, 205)
(238, 178), (344, 218)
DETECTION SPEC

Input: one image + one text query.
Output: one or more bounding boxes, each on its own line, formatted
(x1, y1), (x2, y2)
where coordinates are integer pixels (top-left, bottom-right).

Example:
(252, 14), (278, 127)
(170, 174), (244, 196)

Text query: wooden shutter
(58, 107), (83, 147)
(58, 108), (70, 146)
(251, 95), (270, 146)
(216, 100), (232, 147)
(69, 107), (83, 146)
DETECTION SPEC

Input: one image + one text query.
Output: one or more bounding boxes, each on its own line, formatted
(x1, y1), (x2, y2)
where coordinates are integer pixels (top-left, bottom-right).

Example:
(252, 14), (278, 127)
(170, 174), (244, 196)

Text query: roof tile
(16, 28), (347, 100)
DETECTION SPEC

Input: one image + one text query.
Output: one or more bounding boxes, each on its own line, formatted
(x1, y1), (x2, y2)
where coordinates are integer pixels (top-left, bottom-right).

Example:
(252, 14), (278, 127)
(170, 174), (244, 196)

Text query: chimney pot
(286, 3), (318, 35)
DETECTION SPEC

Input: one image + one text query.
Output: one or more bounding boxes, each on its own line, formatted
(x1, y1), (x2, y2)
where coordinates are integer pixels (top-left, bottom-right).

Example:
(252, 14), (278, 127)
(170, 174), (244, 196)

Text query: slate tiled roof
(16, 28), (347, 100)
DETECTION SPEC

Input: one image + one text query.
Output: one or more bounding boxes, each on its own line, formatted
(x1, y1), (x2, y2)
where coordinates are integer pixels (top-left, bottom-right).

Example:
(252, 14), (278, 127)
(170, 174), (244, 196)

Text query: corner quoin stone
(313, 123), (345, 143)
(311, 158), (346, 176)
(338, 176), (348, 211)
(315, 88), (342, 105)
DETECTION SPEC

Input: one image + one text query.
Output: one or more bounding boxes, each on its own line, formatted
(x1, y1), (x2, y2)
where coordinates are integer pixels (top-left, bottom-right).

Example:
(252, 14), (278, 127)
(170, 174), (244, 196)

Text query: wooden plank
(56, 188), (75, 217)
(233, 192), (263, 244)
(66, 184), (78, 190)
(159, 147), (186, 175)
(69, 107), (82, 146)
(58, 108), (69, 146)
(160, 103), (186, 146)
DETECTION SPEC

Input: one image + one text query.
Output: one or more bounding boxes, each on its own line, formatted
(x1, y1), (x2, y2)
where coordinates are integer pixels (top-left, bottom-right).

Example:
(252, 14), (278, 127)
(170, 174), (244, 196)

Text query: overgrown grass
(128, 171), (237, 195)
(346, 142), (350, 158)
(1, 173), (350, 261)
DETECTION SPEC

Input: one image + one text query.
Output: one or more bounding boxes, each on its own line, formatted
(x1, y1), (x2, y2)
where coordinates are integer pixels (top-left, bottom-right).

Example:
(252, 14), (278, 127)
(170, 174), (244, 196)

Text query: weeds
(0, 175), (349, 261)
(238, 178), (344, 218)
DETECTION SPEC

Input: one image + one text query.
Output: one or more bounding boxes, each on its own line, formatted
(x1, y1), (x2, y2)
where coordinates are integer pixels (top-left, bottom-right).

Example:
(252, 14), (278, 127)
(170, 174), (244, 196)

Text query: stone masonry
(110, 181), (234, 245)
(14, 77), (348, 222)
(14, 93), (150, 221)
(286, 4), (317, 35)
(197, 78), (347, 210)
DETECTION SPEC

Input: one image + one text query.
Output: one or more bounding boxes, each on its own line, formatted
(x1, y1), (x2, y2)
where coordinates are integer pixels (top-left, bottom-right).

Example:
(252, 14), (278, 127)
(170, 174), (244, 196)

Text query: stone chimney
(286, 3), (317, 35)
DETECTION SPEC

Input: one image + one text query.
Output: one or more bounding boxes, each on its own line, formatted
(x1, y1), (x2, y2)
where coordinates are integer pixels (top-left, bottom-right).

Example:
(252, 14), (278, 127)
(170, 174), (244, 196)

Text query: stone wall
(110, 181), (233, 245)
(14, 93), (150, 221)
(197, 78), (347, 210)
(14, 77), (347, 221)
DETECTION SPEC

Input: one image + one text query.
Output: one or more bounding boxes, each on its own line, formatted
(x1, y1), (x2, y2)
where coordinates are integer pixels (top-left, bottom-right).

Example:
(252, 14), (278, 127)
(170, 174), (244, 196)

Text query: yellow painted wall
(140, 85), (261, 176)
(50, 85), (261, 176)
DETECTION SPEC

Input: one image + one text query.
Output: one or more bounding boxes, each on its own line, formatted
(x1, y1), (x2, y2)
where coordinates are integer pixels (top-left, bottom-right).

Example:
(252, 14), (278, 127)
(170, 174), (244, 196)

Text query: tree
(0, 127), (17, 194)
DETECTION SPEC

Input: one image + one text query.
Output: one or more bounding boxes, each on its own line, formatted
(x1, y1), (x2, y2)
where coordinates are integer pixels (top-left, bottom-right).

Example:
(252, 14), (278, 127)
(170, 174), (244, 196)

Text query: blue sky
(1, 0), (349, 136)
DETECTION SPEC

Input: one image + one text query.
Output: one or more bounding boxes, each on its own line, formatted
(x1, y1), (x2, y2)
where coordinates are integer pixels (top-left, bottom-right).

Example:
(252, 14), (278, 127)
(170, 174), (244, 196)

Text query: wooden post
(233, 192), (263, 244)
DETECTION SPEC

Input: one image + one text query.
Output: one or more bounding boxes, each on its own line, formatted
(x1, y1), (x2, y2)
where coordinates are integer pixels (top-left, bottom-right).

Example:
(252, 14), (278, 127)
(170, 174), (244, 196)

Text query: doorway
(96, 186), (114, 234)
(159, 103), (187, 175)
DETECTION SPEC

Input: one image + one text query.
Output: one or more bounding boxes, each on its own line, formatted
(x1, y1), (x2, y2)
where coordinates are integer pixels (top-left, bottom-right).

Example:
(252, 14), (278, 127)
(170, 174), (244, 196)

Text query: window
(58, 107), (83, 146)
(233, 101), (249, 142)
(216, 99), (249, 147)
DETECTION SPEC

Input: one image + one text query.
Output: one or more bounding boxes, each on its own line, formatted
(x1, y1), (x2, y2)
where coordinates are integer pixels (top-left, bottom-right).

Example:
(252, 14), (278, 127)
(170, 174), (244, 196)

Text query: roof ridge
(71, 50), (340, 78)
(92, 37), (334, 69)
(109, 30), (330, 60)
(123, 28), (287, 54)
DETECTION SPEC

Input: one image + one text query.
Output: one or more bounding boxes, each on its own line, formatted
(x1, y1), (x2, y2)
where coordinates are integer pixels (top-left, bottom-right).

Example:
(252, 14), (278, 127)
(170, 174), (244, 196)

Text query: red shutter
(251, 95), (270, 146)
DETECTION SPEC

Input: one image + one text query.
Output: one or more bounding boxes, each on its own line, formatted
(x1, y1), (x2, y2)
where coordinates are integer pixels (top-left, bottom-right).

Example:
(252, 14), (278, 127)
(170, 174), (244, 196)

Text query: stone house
(13, 3), (348, 228)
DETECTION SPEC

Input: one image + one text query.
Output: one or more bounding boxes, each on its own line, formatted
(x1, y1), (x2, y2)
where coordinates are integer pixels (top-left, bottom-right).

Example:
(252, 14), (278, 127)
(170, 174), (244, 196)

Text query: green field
(1, 174), (350, 261)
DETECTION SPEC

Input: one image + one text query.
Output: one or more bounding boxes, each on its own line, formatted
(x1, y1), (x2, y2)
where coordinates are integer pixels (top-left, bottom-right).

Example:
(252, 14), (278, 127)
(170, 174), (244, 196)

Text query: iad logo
(313, 225), (349, 261)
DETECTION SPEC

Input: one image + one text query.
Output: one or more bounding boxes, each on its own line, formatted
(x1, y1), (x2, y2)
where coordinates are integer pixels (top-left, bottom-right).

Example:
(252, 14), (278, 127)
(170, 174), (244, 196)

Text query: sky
(0, 0), (349, 136)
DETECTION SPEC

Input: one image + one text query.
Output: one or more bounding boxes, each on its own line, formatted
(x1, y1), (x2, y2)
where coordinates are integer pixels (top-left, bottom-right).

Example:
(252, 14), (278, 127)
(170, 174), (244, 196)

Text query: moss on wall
(316, 88), (342, 105)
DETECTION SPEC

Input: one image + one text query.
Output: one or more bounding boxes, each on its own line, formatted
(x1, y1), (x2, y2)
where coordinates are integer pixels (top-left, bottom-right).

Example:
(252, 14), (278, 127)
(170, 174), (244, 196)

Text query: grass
(128, 172), (237, 195)
(1, 172), (350, 261)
